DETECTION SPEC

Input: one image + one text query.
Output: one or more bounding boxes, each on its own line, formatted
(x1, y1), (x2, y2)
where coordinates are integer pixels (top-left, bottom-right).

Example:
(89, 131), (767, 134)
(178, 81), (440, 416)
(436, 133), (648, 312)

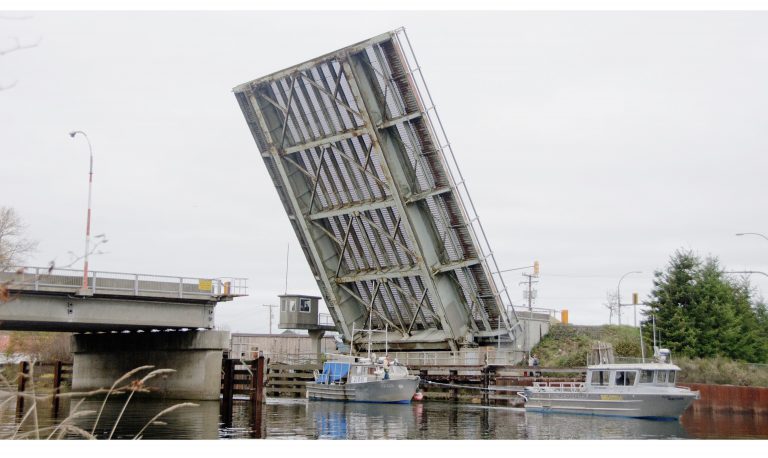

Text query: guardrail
(388, 348), (528, 367)
(511, 306), (560, 321)
(1, 266), (248, 299)
(318, 313), (334, 327)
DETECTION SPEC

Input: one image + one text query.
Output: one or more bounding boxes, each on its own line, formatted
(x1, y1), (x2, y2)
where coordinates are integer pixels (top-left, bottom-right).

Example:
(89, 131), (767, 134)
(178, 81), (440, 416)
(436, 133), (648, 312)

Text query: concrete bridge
(0, 266), (248, 400)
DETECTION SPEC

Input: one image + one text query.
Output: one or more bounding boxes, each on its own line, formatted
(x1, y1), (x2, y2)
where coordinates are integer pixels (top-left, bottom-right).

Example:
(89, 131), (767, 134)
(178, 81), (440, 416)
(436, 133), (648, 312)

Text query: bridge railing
(388, 348), (527, 367)
(318, 313), (334, 327)
(1, 266), (247, 299)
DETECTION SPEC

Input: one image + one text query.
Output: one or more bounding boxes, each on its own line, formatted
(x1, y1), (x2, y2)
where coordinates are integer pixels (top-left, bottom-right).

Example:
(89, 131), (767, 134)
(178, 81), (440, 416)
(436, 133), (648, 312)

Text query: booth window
(300, 298), (311, 313)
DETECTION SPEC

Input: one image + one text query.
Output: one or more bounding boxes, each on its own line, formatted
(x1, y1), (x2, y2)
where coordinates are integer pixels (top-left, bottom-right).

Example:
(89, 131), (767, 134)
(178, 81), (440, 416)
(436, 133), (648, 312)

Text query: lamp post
(617, 271), (641, 326)
(69, 131), (94, 295)
(725, 270), (768, 278)
(736, 232), (768, 243)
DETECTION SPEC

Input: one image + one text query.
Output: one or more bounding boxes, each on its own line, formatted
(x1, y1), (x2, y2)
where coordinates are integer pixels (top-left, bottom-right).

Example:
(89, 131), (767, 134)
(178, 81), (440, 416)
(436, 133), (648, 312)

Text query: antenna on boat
(652, 314), (658, 358)
(385, 323), (388, 356)
(367, 308), (373, 360)
(639, 320), (646, 362)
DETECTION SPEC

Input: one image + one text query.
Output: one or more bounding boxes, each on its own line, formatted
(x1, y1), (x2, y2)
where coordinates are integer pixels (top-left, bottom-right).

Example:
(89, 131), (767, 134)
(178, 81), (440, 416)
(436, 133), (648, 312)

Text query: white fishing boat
(306, 323), (420, 404)
(519, 345), (700, 420)
(306, 354), (420, 404)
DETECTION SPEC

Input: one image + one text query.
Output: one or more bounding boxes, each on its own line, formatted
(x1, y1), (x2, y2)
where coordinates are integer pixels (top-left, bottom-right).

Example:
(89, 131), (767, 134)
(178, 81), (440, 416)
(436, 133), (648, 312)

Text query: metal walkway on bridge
(234, 28), (522, 351)
(0, 266), (247, 332)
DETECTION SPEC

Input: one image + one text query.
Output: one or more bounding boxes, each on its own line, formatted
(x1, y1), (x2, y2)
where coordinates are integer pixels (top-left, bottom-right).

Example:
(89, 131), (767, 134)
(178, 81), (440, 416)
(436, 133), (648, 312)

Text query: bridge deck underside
(235, 30), (521, 350)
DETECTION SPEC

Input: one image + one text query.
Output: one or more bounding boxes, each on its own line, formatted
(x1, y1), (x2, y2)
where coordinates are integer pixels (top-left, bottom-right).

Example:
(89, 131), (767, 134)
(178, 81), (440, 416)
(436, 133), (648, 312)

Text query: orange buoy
(413, 391), (424, 401)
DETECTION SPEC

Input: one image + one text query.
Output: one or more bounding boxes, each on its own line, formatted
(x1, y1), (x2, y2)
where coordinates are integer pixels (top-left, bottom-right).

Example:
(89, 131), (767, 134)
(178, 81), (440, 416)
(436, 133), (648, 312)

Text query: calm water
(2, 396), (767, 439)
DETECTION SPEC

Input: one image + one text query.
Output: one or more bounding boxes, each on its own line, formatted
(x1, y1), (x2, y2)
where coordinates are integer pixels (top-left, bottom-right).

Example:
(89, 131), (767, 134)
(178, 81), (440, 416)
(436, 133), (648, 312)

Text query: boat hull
(522, 390), (698, 420)
(306, 376), (420, 404)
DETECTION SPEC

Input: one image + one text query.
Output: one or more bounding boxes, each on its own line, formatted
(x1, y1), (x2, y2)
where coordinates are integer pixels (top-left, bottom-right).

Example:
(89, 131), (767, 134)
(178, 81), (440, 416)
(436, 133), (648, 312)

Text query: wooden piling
(449, 369), (458, 401)
(221, 358), (235, 425)
(52, 360), (63, 416)
(251, 356), (265, 405)
(15, 361), (29, 417)
(250, 356), (266, 439)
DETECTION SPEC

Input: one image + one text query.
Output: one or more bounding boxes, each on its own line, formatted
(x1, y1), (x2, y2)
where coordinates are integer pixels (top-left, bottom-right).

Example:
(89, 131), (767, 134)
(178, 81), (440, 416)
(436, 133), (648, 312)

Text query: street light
(725, 270), (768, 278)
(69, 131), (94, 295)
(736, 232), (768, 243)
(617, 271), (641, 326)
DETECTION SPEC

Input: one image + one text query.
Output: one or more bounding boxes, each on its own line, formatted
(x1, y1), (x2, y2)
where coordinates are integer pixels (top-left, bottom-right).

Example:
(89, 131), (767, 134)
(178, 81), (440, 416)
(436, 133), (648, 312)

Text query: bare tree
(604, 290), (619, 325)
(0, 206), (38, 269)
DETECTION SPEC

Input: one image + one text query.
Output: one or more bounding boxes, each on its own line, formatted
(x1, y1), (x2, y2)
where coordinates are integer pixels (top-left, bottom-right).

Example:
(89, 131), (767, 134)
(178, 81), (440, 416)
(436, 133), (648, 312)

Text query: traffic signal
(632, 292), (639, 305)
(533, 260), (540, 276)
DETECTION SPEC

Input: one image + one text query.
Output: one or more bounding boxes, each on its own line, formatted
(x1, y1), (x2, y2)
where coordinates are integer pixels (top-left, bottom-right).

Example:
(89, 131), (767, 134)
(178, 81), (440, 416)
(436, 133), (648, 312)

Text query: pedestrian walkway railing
(388, 348), (528, 367)
(318, 313), (334, 327)
(1, 266), (247, 299)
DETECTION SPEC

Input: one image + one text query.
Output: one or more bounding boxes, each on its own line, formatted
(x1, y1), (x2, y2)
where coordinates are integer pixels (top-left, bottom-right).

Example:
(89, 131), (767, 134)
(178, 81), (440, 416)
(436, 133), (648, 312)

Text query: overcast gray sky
(2, 11), (767, 333)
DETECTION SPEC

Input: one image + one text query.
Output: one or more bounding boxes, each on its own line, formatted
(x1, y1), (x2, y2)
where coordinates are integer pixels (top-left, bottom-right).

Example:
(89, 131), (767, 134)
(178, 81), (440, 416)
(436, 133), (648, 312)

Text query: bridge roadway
(0, 266), (247, 332)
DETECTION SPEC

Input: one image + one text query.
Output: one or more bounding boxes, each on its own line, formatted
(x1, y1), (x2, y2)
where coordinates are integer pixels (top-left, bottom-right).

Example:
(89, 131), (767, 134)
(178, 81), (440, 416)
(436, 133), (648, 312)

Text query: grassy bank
(532, 324), (768, 387)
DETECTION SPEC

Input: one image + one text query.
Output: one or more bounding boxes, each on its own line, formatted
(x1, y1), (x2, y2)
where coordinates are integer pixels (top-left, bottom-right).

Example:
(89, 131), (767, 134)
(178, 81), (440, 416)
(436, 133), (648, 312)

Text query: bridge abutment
(71, 330), (229, 400)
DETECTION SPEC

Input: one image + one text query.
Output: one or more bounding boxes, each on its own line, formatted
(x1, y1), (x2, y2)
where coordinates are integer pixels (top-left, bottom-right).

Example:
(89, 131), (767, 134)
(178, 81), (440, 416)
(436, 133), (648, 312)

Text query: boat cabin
(586, 366), (680, 388)
(314, 355), (409, 385)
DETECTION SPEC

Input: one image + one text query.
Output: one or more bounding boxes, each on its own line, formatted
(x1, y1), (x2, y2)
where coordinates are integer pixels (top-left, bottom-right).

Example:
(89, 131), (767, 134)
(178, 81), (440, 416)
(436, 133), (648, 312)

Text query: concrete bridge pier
(71, 330), (229, 400)
(308, 329), (325, 361)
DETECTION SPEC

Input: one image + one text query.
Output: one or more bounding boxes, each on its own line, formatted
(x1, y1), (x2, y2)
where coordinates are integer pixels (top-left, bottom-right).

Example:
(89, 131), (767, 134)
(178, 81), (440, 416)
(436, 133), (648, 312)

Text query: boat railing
(532, 381), (585, 392)
(587, 355), (672, 365)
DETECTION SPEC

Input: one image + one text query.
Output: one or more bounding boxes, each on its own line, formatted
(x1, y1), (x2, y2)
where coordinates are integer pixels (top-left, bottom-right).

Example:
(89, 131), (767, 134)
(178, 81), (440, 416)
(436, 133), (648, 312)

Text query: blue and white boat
(306, 354), (420, 404)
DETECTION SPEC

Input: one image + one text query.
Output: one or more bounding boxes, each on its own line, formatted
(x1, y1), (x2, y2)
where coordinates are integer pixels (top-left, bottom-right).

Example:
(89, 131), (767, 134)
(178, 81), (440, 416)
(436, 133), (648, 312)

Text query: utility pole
(519, 261), (540, 311)
(262, 304), (278, 335)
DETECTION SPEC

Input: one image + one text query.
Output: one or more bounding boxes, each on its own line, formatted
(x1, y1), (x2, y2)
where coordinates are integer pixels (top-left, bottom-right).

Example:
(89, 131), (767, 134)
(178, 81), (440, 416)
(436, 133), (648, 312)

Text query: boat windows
(591, 370), (610, 386)
(656, 370), (668, 384)
(614, 370), (637, 386)
(640, 370), (654, 383)
(668, 371), (676, 384)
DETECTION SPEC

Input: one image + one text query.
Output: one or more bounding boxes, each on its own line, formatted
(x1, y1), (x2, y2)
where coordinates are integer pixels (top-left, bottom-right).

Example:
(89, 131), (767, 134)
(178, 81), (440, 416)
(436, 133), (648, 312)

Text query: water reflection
(306, 401), (417, 439)
(66, 398), (221, 439)
(265, 400), (691, 439)
(521, 410), (687, 439)
(682, 409), (768, 439)
(2, 395), (767, 439)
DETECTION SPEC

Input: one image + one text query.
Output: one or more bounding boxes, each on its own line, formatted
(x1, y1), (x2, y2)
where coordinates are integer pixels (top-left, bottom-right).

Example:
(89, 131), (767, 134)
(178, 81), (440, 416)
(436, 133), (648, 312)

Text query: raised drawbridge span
(234, 28), (522, 351)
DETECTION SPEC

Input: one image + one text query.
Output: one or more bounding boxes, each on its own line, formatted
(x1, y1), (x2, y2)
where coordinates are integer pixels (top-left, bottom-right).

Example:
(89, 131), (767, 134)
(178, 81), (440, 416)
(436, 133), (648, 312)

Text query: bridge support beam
(307, 329), (325, 362)
(71, 330), (229, 400)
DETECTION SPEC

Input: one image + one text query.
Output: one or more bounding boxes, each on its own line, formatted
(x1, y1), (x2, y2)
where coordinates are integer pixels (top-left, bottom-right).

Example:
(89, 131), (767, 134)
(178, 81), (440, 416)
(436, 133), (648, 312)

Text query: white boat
(306, 354), (420, 404)
(519, 347), (700, 420)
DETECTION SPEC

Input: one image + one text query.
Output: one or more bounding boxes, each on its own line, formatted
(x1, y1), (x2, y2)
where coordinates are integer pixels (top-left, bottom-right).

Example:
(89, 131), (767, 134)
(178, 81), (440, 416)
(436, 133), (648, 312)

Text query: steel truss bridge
(234, 28), (522, 351)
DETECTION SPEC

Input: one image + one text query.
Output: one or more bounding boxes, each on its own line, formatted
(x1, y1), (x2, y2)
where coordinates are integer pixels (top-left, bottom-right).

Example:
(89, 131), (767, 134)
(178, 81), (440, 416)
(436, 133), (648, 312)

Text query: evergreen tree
(642, 249), (768, 363)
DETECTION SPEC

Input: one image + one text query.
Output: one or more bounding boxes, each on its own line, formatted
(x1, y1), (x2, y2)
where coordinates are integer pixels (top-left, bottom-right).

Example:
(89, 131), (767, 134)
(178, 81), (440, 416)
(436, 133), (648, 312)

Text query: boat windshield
(590, 370), (610, 386)
(614, 370), (637, 386)
(639, 370), (654, 383)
